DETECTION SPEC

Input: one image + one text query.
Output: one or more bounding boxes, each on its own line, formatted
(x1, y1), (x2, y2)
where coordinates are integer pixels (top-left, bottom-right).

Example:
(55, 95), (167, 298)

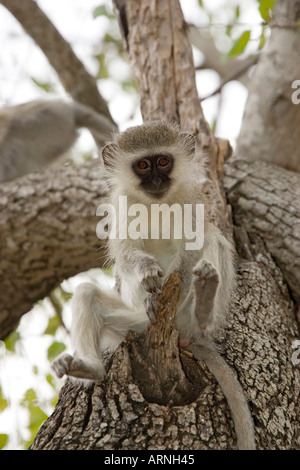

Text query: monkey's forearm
(114, 246), (163, 294)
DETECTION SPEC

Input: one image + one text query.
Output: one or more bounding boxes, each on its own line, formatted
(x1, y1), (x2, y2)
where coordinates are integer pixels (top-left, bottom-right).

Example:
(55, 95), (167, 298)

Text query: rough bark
(31, 245), (300, 450)
(29, 0), (300, 451)
(224, 159), (300, 306)
(0, 0), (114, 124)
(0, 160), (107, 339)
(235, 0), (300, 172)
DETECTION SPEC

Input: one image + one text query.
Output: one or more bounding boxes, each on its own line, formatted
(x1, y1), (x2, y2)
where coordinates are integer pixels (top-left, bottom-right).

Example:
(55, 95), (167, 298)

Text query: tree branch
(235, 0), (300, 172)
(188, 25), (258, 90)
(128, 272), (205, 407)
(0, 0), (115, 124)
(224, 159), (300, 306)
(0, 160), (107, 339)
(200, 57), (258, 101)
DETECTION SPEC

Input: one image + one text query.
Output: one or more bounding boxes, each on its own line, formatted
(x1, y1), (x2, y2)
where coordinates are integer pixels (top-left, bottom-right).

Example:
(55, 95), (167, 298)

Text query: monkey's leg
(52, 283), (109, 381)
(193, 259), (219, 328)
(188, 341), (256, 450)
(51, 352), (104, 381)
(52, 282), (148, 382)
(51, 283), (126, 381)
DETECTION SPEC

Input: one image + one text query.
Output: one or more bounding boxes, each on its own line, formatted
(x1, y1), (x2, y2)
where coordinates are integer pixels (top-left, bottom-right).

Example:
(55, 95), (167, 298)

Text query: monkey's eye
(157, 157), (169, 167)
(137, 160), (150, 170)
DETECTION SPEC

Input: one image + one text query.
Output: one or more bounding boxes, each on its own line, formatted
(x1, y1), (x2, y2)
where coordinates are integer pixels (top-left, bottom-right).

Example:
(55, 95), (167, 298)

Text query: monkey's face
(102, 122), (206, 203)
(132, 154), (174, 199)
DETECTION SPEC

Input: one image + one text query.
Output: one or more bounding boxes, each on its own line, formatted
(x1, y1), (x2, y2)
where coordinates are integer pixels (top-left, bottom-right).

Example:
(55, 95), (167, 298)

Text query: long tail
(189, 341), (256, 450)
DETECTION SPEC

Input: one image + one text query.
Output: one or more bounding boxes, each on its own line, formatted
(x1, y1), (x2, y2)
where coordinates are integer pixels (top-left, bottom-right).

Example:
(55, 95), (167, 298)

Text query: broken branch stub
(127, 272), (206, 406)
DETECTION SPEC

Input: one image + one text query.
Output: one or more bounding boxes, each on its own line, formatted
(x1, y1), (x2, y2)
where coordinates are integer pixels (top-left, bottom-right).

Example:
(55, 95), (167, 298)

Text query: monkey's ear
(102, 142), (117, 167)
(180, 132), (196, 156)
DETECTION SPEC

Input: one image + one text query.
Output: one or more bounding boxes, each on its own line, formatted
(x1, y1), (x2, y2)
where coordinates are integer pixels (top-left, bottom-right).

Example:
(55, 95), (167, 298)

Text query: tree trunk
(28, 0), (300, 450)
(235, 0), (300, 172)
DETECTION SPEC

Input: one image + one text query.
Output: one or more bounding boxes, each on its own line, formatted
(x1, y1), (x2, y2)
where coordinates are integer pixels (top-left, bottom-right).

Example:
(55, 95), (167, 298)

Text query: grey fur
(0, 99), (115, 182)
(52, 121), (255, 450)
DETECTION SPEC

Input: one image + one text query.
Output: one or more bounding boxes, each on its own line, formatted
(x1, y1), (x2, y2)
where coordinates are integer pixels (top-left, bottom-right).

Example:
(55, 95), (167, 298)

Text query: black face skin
(132, 154), (174, 199)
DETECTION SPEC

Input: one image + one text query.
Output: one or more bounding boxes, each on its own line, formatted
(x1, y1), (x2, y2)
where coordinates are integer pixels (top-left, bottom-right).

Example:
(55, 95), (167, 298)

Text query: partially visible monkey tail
(188, 341), (256, 450)
(72, 102), (116, 144)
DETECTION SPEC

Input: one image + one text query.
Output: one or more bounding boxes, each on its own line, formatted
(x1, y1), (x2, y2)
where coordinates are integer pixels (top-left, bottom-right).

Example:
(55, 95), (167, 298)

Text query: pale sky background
(0, 0), (261, 449)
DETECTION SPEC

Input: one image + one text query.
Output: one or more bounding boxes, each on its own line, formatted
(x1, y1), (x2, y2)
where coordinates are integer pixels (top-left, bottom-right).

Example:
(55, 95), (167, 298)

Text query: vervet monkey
(52, 121), (256, 450)
(0, 99), (115, 182)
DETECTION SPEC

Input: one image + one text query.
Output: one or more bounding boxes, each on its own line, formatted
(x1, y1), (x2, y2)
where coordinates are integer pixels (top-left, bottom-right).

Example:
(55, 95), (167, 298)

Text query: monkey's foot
(51, 353), (105, 381)
(193, 260), (219, 326)
(51, 353), (74, 378)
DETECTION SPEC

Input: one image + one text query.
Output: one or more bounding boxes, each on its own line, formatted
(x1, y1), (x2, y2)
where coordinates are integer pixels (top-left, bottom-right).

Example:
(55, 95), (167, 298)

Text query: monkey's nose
(152, 175), (161, 188)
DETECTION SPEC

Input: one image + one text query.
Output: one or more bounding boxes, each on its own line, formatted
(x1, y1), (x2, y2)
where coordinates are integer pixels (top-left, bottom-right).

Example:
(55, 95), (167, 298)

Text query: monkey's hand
(138, 257), (163, 294)
(51, 353), (105, 381)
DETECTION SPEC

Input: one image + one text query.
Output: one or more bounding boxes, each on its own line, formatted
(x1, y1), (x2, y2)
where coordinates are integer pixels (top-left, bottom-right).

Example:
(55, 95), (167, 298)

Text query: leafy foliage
(258, 0), (276, 21)
(20, 389), (48, 449)
(31, 77), (55, 93)
(0, 434), (8, 450)
(227, 30), (251, 57)
(47, 341), (66, 362)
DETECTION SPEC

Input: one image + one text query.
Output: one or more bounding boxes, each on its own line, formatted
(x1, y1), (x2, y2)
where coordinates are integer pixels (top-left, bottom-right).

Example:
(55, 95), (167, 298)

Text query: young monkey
(52, 121), (256, 450)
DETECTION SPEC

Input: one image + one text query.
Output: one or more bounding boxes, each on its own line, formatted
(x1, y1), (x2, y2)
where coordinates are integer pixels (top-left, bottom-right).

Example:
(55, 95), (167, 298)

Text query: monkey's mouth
(145, 188), (169, 198)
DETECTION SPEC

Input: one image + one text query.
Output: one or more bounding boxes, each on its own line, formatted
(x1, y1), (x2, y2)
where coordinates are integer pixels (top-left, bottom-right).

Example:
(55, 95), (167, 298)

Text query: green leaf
(258, 0), (276, 21)
(21, 389), (48, 449)
(28, 406), (48, 431)
(122, 78), (138, 93)
(47, 341), (66, 362)
(93, 5), (115, 20)
(21, 388), (38, 408)
(94, 52), (110, 80)
(44, 315), (61, 336)
(31, 77), (53, 93)
(198, 0), (204, 6)
(0, 434), (8, 450)
(27, 407), (48, 447)
(226, 24), (233, 37)
(235, 5), (240, 20)
(258, 29), (267, 50)
(103, 33), (124, 54)
(0, 395), (8, 412)
(227, 30), (251, 57)
(59, 287), (72, 303)
(46, 373), (56, 389)
(4, 330), (20, 352)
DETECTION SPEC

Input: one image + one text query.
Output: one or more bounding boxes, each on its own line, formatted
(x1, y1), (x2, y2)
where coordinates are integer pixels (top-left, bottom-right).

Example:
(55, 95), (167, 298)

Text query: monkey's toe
(51, 353), (73, 378)
(193, 259), (219, 282)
